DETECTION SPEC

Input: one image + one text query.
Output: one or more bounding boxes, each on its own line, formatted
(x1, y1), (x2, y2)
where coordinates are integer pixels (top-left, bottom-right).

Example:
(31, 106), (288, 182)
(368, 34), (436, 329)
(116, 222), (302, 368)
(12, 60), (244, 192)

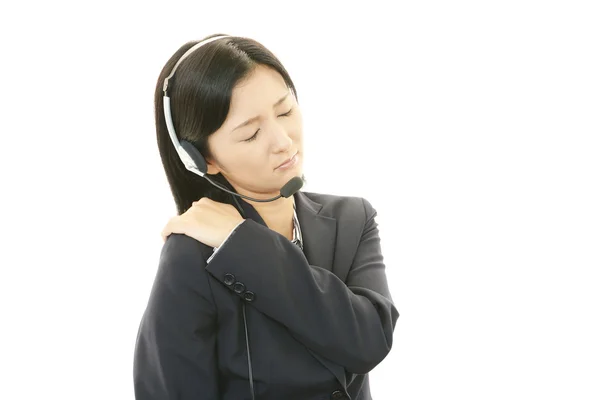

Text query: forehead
(229, 65), (289, 112)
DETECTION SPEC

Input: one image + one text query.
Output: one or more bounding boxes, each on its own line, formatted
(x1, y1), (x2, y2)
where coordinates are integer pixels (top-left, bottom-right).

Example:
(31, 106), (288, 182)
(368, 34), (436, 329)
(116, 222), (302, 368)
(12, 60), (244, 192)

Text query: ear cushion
(180, 140), (208, 174)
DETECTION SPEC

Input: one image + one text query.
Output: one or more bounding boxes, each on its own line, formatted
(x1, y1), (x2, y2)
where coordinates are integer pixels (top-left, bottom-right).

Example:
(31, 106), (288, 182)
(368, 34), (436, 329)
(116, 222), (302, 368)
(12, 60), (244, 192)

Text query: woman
(133, 33), (399, 400)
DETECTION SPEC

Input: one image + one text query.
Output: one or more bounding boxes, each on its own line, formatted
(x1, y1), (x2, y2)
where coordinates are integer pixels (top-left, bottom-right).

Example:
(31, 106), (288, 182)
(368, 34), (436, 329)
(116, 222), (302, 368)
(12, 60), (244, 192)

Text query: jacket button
(233, 282), (246, 294)
(243, 291), (255, 302)
(224, 273), (235, 286)
(330, 390), (347, 399)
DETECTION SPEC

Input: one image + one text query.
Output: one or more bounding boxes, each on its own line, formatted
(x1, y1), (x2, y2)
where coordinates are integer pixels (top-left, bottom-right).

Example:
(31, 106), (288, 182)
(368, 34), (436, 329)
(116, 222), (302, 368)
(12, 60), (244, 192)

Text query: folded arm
(205, 198), (399, 374)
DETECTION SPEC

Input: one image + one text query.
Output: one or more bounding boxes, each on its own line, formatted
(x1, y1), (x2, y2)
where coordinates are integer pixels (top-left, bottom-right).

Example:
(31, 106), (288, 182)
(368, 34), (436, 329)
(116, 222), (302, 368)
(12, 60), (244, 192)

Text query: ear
(206, 164), (220, 175)
(205, 158), (221, 175)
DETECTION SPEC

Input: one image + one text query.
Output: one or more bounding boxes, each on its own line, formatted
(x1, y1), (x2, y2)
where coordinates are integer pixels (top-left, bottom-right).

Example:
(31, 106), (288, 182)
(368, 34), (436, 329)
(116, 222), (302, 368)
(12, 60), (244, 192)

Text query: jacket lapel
(293, 191), (337, 271)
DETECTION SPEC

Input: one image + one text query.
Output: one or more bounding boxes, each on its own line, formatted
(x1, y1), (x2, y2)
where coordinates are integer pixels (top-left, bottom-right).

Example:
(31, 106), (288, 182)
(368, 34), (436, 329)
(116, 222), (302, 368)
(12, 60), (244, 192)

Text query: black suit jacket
(133, 191), (399, 399)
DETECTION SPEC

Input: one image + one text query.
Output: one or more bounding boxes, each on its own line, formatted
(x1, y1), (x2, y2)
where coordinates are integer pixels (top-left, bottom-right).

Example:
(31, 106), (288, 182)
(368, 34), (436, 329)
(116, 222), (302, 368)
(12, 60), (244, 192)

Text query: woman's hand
(161, 198), (245, 248)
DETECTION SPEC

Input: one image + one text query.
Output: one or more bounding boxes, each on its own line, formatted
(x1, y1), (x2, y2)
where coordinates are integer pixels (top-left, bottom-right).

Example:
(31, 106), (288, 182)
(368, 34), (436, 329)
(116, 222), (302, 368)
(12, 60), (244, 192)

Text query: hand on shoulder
(161, 198), (244, 248)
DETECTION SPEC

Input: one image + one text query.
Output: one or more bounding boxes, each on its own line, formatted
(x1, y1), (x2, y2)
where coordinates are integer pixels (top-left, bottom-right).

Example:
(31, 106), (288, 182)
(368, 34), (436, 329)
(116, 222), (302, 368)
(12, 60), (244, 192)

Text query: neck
(245, 195), (295, 240)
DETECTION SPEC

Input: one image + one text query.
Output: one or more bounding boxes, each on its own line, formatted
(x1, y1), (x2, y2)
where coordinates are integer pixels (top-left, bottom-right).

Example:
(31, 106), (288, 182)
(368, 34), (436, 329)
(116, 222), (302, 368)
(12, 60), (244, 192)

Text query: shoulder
(160, 233), (213, 267)
(154, 234), (215, 294)
(142, 234), (218, 317)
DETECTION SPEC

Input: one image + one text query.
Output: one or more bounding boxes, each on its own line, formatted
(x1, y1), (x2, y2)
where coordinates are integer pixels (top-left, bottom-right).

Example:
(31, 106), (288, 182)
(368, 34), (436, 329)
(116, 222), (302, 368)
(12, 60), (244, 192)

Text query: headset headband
(163, 35), (230, 95)
(161, 35), (230, 175)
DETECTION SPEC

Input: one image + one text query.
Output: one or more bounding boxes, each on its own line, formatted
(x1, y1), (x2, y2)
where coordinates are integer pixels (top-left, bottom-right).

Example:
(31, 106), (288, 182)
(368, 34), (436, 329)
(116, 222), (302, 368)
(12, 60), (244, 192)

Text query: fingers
(193, 197), (214, 207)
(161, 218), (177, 242)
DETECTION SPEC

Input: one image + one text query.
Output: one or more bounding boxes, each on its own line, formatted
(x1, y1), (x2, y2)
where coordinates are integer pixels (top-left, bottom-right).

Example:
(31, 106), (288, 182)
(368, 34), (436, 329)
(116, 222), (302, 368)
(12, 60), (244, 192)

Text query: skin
(162, 65), (304, 245)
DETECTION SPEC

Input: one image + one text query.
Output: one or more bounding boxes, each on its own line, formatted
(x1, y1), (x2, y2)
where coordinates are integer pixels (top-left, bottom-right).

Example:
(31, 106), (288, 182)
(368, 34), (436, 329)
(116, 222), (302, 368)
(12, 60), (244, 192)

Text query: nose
(268, 120), (293, 153)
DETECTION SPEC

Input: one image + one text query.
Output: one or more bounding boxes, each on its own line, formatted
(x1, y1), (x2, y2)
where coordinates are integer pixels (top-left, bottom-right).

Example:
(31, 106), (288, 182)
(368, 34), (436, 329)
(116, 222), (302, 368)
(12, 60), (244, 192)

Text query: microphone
(202, 174), (304, 203)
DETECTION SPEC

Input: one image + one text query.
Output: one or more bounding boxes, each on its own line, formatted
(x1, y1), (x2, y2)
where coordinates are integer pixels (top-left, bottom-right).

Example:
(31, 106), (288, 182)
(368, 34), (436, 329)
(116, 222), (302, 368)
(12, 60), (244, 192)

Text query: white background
(1, 0), (599, 399)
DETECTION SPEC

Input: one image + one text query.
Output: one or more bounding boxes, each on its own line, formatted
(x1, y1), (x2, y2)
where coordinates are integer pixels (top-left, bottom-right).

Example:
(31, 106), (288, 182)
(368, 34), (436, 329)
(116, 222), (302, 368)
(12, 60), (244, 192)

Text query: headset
(162, 34), (304, 400)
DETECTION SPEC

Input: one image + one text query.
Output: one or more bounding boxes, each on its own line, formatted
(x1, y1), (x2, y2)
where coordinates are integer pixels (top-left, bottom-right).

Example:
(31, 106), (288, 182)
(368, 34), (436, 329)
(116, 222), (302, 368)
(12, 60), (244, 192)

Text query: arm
(133, 235), (219, 399)
(205, 198), (399, 374)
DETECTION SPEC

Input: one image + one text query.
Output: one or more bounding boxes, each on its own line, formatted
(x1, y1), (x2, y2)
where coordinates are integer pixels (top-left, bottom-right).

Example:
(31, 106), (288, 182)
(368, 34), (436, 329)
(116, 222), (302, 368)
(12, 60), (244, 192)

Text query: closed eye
(278, 108), (293, 117)
(244, 109), (294, 143)
(244, 130), (259, 142)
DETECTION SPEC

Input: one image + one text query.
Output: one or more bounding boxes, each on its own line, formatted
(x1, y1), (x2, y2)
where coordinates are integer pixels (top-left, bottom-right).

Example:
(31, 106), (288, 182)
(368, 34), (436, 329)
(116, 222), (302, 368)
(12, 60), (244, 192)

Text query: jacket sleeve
(133, 235), (220, 399)
(205, 198), (399, 374)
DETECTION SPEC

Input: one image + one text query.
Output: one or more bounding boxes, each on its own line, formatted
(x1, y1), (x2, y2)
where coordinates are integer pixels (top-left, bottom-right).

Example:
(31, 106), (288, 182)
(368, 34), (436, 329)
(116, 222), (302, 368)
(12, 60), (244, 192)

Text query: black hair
(154, 33), (299, 214)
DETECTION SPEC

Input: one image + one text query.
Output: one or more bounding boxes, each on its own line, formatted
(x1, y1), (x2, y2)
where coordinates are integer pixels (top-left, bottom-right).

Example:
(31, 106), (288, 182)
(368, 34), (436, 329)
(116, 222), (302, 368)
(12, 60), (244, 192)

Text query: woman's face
(205, 65), (304, 199)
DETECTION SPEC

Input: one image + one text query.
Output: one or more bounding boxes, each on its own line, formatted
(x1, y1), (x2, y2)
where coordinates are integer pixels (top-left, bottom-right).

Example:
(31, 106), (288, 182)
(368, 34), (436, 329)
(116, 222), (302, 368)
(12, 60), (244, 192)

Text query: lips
(276, 151), (298, 169)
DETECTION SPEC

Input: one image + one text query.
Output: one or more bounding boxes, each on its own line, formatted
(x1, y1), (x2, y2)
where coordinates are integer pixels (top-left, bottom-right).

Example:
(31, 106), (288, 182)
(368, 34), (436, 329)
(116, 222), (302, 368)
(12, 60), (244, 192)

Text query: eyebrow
(232, 93), (290, 132)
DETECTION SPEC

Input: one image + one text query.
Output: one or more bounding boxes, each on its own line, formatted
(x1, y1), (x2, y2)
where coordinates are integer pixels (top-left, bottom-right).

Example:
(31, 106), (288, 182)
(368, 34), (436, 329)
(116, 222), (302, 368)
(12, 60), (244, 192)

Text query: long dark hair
(154, 33), (298, 215)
